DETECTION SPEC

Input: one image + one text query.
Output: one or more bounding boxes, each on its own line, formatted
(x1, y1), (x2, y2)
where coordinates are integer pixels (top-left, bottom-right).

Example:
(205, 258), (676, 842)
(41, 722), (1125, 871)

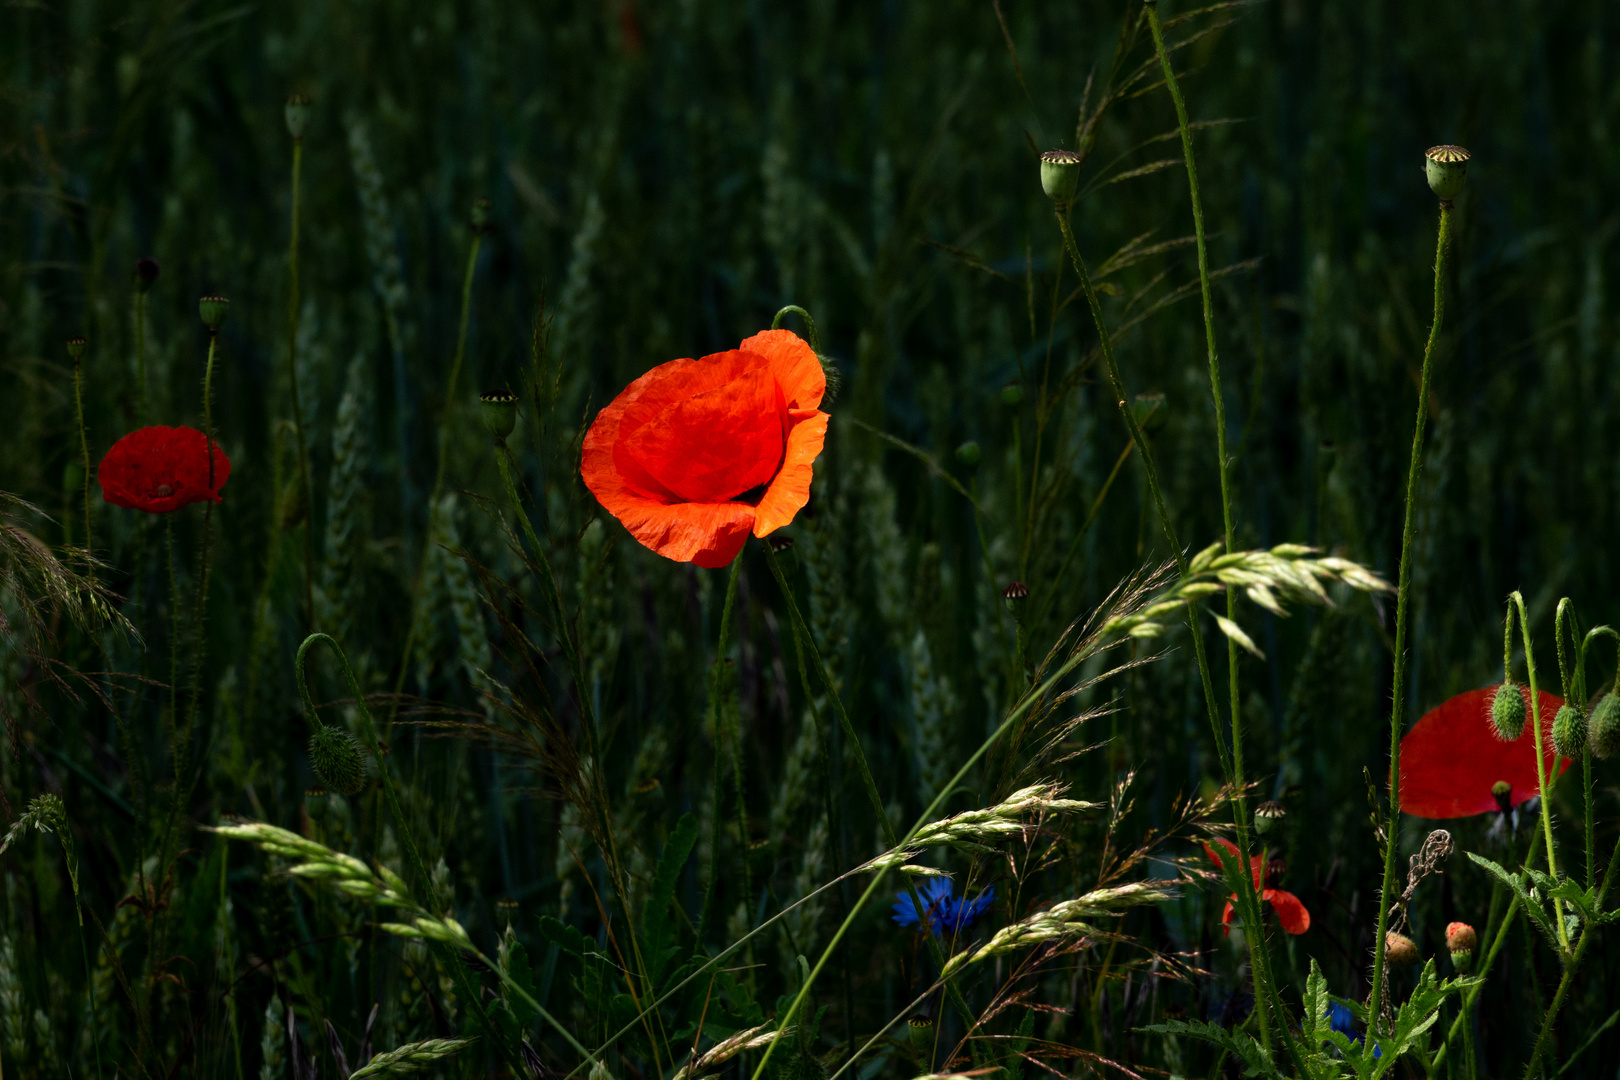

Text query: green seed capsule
(198, 294), (230, 331)
(309, 725), (366, 795)
(1552, 703), (1586, 758)
(1424, 145), (1469, 201)
(1589, 693), (1620, 759)
(284, 93), (311, 140)
(1039, 149), (1083, 206)
(479, 389), (518, 440)
(954, 441), (982, 469)
(1490, 681), (1527, 741)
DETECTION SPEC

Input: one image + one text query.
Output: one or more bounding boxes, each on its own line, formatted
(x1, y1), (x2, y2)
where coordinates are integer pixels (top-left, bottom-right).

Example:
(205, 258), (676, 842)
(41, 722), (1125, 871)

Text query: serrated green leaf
(643, 813), (700, 985)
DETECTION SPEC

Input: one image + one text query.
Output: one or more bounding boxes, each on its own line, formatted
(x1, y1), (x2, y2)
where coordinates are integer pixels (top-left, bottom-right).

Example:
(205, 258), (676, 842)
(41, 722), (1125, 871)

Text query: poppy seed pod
(308, 725), (366, 796)
(470, 197), (492, 232)
(134, 257), (160, 293)
(284, 92), (311, 140)
(198, 294), (230, 331)
(1040, 149), (1083, 205)
(1001, 382), (1024, 407)
(1253, 800), (1286, 836)
(1002, 580), (1029, 617)
(1424, 145), (1469, 201)
(65, 336), (87, 362)
(1490, 681), (1527, 741)
(479, 389), (518, 440)
(906, 1014), (933, 1048)
(1385, 932), (1420, 967)
(1552, 703), (1586, 759)
(954, 441), (982, 469)
(1445, 921), (1476, 973)
(766, 534), (795, 553)
(1589, 692), (1620, 759)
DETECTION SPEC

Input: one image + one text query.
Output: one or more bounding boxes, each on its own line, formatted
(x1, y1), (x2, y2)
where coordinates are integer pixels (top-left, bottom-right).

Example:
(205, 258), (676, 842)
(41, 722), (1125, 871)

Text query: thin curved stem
(73, 358), (93, 570)
(286, 137), (315, 626)
(1509, 591), (1566, 951)
(1368, 199), (1453, 1032)
(771, 304), (819, 352)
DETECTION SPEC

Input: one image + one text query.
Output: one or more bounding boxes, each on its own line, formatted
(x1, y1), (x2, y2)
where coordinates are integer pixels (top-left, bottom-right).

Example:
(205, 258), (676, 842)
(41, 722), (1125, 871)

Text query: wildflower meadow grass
(3, 1), (1620, 1077)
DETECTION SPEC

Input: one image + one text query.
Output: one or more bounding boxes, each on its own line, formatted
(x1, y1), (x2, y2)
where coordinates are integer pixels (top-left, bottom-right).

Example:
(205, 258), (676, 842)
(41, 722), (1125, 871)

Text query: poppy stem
(285, 135), (316, 628)
(1370, 197), (1453, 1037)
(134, 290), (148, 425)
(1508, 591), (1567, 951)
(697, 554), (743, 943)
(771, 304), (819, 352)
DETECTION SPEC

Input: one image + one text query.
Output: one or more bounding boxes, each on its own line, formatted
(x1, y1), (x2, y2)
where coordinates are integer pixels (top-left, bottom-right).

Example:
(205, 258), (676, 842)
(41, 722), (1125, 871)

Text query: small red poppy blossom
(1399, 685), (1569, 819)
(581, 329), (828, 568)
(1202, 838), (1311, 936)
(98, 426), (231, 514)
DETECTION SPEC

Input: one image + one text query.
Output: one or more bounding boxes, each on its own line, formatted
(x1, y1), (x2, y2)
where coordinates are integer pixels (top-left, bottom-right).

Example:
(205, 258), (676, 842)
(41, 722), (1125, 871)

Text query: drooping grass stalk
(295, 633), (543, 1077)
(185, 324), (222, 746)
(285, 133), (315, 625)
(385, 220), (484, 733)
(1054, 210), (1295, 1057)
(1140, 5), (1296, 1057)
(1368, 200), (1453, 1028)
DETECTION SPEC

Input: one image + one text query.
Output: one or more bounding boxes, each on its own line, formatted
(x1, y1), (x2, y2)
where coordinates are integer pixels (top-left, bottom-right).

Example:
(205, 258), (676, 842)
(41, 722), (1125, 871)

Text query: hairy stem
(1369, 201), (1452, 1026)
(286, 137), (316, 625)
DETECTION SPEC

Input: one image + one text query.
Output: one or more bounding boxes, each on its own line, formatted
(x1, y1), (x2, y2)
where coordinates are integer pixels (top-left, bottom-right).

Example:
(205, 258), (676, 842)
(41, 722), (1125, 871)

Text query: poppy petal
(1399, 686), (1568, 819)
(1265, 888), (1312, 935)
(583, 376), (757, 566)
(1221, 898), (1236, 937)
(620, 361), (786, 503)
(737, 328), (825, 411)
(752, 408), (828, 537)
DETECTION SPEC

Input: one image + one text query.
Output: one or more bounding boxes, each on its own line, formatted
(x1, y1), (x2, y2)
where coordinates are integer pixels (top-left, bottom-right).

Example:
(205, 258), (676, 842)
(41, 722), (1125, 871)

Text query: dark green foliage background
(2, 0), (1618, 1076)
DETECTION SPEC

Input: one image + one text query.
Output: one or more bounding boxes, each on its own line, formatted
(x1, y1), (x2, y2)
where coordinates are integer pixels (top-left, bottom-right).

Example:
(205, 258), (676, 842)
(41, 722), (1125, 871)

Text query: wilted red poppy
(1399, 685), (1568, 819)
(1203, 838), (1310, 936)
(581, 329), (829, 568)
(98, 426), (231, 514)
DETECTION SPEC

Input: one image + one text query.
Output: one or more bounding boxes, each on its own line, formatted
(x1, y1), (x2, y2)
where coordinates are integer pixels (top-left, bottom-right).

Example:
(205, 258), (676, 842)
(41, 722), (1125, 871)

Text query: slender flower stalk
(284, 110), (315, 625)
(1508, 592), (1567, 948)
(1367, 195), (1454, 1031)
(67, 337), (93, 569)
(385, 211), (485, 733)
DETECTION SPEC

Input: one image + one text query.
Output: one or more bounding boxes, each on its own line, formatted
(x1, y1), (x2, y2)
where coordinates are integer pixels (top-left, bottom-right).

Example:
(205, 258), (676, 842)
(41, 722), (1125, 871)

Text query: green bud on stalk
(1589, 692), (1620, 759)
(1424, 145), (1469, 201)
(1490, 681), (1527, 741)
(954, 441), (982, 469)
(1552, 703), (1586, 758)
(1001, 382), (1024, 407)
(308, 725), (366, 796)
(285, 92), (311, 140)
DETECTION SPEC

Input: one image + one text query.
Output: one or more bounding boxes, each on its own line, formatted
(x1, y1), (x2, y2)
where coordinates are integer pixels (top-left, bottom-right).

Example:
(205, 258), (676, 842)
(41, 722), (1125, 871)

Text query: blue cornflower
(891, 877), (994, 937)
(1326, 1000), (1379, 1059)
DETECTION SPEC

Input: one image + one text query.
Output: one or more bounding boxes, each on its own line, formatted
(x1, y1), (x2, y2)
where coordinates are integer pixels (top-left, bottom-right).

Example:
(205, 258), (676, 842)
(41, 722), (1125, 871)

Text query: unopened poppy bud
(134, 257), (160, 293)
(1254, 800), (1285, 836)
(1491, 780), (1513, 815)
(1552, 703), (1586, 758)
(1039, 149), (1083, 206)
(65, 336), (87, 362)
(198, 294), (230, 331)
(1445, 921), (1476, 972)
(471, 197), (492, 232)
(1424, 145), (1469, 201)
(479, 389), (518, 440)
(308, 725), (367, 796)
(1385, 932), (1420, 967)
(1589, 692), (1620, 759)
(1490, 681), (1526, 741)
(1001, 382), (1024, 407)
(284, 92), (311, 140)
(954, 441), (982, 469)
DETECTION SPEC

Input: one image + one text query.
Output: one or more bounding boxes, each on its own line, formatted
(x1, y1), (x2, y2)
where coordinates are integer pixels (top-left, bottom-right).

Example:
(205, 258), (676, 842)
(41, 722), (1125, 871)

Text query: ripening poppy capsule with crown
(1399, 685), (1569, 819)
(580, 329), (829, 568)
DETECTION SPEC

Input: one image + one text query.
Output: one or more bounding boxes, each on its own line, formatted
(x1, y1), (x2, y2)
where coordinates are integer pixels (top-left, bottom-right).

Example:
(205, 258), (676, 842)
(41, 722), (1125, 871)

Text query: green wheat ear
(308, 725), (367, 796)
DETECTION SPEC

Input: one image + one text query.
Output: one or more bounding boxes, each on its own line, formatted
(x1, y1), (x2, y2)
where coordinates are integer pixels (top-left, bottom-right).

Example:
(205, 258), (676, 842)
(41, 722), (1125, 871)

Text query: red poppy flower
(98, 426), (231, 514)
(581, 329), (829, 568)
(1202, 838), (1311, 936)
(1399, 685), (1568, 819)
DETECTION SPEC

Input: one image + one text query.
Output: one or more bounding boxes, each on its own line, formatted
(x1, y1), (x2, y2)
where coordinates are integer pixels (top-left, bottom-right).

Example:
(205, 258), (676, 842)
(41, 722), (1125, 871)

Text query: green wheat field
(3, 1), (1619, 1077)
